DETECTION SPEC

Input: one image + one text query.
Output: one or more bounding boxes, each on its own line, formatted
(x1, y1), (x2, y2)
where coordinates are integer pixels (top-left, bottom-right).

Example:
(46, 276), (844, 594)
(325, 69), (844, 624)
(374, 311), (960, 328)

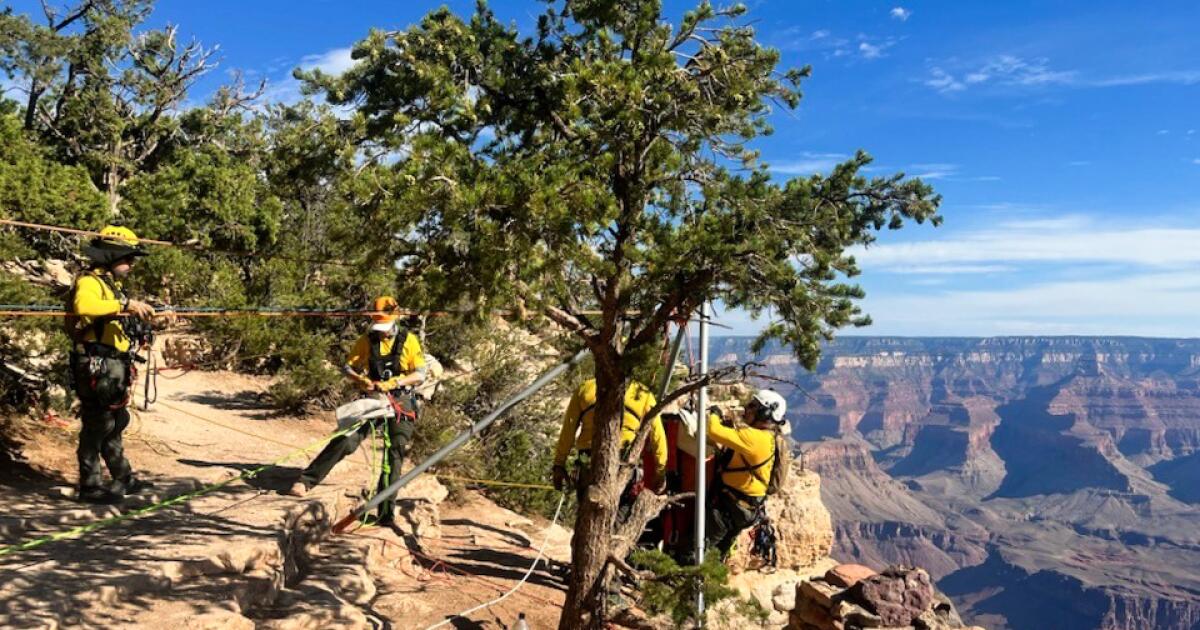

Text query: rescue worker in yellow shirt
(705, 389), (787, 558)
(551, 379), (669, 514)
(69, 226), (157, 504)
(286, 296), (426, 527)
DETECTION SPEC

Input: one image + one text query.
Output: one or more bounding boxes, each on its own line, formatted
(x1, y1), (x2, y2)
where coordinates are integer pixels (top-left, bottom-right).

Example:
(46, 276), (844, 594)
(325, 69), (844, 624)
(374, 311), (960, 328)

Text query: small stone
(826, 563), (878, 588)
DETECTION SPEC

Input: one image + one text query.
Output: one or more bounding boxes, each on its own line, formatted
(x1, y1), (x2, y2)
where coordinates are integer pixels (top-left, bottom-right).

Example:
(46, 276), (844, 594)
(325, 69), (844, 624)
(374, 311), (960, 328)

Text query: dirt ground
(0, 368), (572, 629)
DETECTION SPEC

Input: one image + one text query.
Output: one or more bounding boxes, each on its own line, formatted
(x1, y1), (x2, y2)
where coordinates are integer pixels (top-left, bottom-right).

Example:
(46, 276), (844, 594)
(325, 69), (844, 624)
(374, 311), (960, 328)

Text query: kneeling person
(287, 297), (425, 526)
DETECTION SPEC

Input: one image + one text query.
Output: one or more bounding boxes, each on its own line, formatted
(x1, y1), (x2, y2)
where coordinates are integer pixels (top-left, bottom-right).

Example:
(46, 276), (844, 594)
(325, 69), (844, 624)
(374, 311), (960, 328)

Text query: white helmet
(750, 389), (787, 425)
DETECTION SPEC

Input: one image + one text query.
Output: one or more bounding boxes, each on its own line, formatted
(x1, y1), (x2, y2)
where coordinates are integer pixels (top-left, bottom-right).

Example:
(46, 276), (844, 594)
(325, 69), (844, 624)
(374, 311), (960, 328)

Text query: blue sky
(6, 1), (1199, 337)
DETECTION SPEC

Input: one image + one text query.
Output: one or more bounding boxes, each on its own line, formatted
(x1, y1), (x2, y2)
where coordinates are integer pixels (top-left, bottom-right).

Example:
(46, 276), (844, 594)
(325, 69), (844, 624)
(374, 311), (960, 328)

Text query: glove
(552, 465), (569, 492)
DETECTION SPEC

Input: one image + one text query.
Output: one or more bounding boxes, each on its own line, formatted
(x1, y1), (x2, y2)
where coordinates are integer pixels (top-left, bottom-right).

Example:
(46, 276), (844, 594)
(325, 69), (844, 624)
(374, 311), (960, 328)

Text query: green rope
(0, 418), (372, 558)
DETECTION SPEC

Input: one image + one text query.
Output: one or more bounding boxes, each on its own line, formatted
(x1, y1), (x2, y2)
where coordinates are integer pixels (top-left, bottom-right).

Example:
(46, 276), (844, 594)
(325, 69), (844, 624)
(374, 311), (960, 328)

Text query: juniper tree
(305, 1), (940, 627)
(0, 0), (261, 215)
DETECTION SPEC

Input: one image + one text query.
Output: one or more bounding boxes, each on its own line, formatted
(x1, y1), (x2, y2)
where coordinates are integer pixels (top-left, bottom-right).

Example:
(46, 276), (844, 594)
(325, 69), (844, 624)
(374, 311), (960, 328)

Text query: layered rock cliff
(714, 336), (1200, 630)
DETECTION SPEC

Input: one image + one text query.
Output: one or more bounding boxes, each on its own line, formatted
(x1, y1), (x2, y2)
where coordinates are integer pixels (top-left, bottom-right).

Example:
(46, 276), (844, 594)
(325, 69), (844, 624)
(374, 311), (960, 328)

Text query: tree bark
(559, 347), (627, 630)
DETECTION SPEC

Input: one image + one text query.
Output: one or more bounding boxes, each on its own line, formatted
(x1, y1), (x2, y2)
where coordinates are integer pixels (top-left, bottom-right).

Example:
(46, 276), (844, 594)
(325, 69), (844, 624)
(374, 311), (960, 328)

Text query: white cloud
(890, 7), (912, 21)
(770, 153), (849, 175)
(811, 30), (830, 40)
(885, 264), (1015, 275)
(1088, 70), (1200, 87)
(926, 57), (1200, 96)
(859, 42), (884, 59)
(855, 216), (1200, 268)
(924, 55), (1074, 94)
(1193, 158), (1200, 165)
(299, 47), (356, 76)
(925, 68), (965, 93)
(258, 45), (358, 105)
(860, 271), (1200, 337)
(910, 162), (959, 180)
(1157, 129), (1170, 135)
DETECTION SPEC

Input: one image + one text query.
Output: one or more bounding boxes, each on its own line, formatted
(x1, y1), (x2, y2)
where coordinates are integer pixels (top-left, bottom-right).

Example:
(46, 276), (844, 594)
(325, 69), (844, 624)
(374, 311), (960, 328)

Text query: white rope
(422, 493), (567, 630)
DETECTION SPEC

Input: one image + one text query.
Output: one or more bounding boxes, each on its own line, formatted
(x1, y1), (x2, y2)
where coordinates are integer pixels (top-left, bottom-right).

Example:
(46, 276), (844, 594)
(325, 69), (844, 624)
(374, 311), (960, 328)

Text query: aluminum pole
(656, 322), (688, 401)
(334, 347), (589, 532)
(694, 303), (710, 623)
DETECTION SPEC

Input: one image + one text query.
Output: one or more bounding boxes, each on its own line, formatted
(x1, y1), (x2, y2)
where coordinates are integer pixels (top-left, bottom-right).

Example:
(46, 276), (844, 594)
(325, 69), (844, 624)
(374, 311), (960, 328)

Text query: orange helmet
(370, 296), (400, 332)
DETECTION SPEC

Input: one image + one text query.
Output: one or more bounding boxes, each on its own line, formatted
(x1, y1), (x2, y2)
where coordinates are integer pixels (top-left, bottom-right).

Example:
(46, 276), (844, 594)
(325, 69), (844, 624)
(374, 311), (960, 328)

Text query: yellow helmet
(97, 225), (141, 246)
(83, 224), (148, 265)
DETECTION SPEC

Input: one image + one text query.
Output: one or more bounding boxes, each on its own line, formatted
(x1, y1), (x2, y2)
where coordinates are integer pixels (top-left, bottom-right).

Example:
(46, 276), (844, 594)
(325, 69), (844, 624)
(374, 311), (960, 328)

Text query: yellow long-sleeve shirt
(708, 414), (776, 498)
(553, 379), (668, 476)
(345, 331), (426, 391)
(72, 271), (130, 352)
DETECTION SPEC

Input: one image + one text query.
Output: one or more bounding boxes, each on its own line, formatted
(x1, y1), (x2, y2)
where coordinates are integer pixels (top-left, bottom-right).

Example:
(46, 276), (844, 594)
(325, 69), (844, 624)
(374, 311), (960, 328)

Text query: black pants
(73, 352), (134, 492)
(300, 412), (414, 521)
(705, 486), (761, 558)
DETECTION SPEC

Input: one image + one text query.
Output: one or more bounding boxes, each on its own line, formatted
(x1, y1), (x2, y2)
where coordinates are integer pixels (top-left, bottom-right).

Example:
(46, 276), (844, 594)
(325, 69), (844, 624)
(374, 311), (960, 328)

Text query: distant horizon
(707, 332), (1200, 341)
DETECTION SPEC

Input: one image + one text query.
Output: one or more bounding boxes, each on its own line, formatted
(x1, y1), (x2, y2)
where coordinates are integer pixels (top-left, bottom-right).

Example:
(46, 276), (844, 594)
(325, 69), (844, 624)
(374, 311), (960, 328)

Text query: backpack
(766, 434), (792, 496)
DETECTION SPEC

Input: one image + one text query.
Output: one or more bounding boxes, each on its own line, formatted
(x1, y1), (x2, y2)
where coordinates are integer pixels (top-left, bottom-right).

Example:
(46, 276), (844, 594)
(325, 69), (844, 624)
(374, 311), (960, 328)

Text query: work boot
(114, 476), (154, 496)
(77, 486), (122, 505)
(284, 482), (307, 497)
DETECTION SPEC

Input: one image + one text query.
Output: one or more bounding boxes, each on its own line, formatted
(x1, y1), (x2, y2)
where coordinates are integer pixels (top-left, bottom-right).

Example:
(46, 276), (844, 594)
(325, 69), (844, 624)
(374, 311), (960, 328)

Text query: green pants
(72, 351), (134, 492)
(301, 395), (417, 522)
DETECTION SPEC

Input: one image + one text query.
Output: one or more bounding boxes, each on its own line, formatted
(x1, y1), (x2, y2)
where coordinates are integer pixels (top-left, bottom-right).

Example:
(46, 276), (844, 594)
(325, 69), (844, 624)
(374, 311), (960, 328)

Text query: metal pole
(333, 347), (589, 532)
(656, 322), (688, 401)
(694, 303), (710, 623)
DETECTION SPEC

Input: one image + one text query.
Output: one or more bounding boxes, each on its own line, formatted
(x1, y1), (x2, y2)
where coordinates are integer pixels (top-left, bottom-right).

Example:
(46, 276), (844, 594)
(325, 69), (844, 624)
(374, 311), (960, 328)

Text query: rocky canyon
(715, 336), (1200, 630)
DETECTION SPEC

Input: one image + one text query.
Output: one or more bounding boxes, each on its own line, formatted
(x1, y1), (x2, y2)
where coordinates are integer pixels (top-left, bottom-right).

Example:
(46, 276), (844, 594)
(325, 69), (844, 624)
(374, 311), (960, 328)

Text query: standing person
(704, 389), (787, 558)
(551, 378), (669, 511)
(286, 296), (426, 527)
(69, 226), (157, 504)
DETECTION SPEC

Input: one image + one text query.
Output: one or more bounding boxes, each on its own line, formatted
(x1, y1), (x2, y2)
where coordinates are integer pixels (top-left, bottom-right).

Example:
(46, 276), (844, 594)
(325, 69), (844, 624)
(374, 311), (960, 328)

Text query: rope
(0, 415), (372, 558)
(422, 493), (567, 629)
(432, 474), (554, 491)
(0, 304), (425, 318)
(0, 218), (357, 268)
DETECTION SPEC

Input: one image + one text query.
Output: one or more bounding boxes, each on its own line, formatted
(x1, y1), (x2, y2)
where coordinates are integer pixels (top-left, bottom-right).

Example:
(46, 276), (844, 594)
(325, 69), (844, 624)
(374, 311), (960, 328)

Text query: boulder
(727, 469), (834, 572)
(773, 581), (799, 612)
(825, 564), (878, 588)
(797, 579), (839, 609)
(847, 566), (935, 628)
(392, 499), (442, 540)
(392, 474), (449, 505)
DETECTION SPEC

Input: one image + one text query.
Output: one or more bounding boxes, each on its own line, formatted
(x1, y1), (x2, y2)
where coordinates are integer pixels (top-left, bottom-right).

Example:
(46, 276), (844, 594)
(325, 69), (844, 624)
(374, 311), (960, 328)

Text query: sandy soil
(0, 368), (571, 629)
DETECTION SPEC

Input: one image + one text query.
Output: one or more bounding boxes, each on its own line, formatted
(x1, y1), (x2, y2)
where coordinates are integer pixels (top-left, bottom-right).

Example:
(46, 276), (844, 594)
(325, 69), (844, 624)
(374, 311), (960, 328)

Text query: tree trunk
(105, 167), (122, 216)
(23, 81), (43, 131)
(559, 352), (626, 630)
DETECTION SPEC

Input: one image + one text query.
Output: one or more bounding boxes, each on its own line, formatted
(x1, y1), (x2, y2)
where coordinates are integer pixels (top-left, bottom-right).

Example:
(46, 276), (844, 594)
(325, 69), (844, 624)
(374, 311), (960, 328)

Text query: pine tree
(302, 2), (941, 626)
